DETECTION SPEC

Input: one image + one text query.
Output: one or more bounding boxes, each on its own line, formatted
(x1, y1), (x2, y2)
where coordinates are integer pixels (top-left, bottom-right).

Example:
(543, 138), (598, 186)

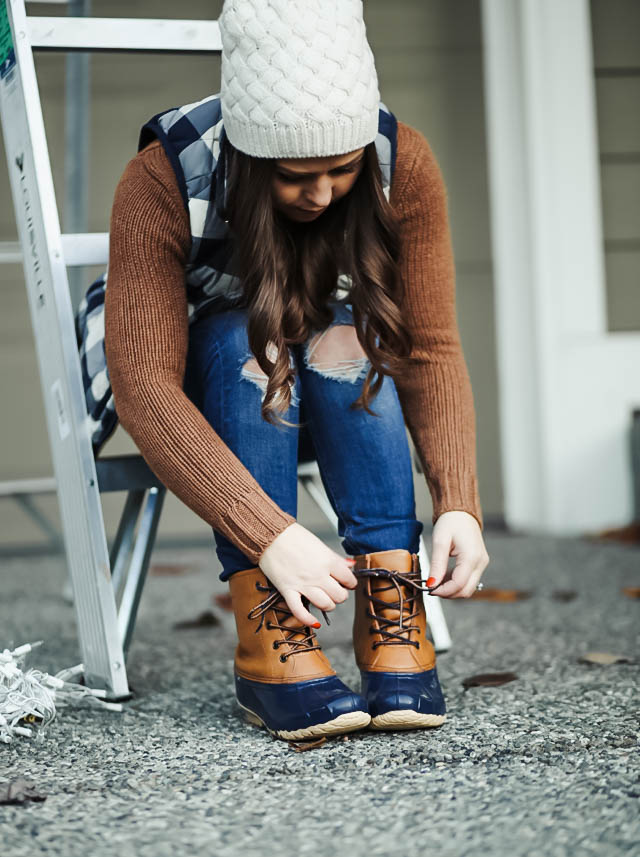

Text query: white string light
(0, 641), (122, 744)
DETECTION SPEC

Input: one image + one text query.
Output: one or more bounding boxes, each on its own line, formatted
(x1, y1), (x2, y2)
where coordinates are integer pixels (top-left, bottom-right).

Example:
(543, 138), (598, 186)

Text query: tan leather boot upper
(353, 548), (436, 673)
(228, 566), (336, 684)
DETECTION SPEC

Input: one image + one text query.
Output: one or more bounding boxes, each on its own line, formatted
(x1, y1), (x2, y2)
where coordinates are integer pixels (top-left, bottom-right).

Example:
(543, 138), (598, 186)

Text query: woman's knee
(303, 323), (370, 383)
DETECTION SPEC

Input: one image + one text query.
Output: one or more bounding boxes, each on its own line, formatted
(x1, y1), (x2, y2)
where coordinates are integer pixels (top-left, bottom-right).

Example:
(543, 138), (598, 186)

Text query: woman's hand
(258, 522), (358, 626)
(426, 511), (490, 598)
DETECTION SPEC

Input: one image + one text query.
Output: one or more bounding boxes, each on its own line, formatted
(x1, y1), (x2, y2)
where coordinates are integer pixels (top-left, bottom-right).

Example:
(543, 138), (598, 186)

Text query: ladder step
(0, 234), (109, 266)
(0, 476), (57, 496)
(0, 460), (162, 496)
(61, 232), (108, 266)
(27, 17), (222, 53)
(95, 456), (163, 493)
(0, 241), (23, 265)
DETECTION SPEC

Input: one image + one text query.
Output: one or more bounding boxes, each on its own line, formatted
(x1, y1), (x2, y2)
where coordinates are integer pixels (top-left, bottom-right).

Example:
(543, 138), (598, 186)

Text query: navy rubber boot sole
(360, 667), (447, 730)
(236, 673), (371, 740)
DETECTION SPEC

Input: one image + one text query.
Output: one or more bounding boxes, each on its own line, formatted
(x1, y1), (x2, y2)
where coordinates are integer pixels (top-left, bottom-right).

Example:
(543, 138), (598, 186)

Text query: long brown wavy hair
(219, 136), (415, 428)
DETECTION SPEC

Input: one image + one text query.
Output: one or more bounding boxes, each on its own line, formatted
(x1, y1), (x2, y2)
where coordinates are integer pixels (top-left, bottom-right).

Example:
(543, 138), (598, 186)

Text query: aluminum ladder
(0, 0), (452, 701)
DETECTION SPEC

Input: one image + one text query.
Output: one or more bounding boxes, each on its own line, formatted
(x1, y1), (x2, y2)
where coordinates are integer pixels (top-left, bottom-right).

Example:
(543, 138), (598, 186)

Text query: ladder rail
(1, 0), (128, 697)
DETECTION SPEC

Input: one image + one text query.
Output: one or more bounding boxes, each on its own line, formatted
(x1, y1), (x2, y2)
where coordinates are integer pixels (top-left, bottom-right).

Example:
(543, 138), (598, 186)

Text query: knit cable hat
(219, 0), (380, 159)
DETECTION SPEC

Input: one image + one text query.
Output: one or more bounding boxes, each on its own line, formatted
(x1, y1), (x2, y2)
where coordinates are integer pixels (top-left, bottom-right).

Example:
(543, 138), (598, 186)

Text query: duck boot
(228, 565), (371, 741)
(353, 548), (446, 730)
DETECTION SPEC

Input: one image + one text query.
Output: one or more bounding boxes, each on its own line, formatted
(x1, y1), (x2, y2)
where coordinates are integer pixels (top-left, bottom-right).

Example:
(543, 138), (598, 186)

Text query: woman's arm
(104, 141), (296, 563)
(390, 121), (483, 530)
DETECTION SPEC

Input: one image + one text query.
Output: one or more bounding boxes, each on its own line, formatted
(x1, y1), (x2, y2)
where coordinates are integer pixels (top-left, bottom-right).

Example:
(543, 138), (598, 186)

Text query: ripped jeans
(184, 300), (423, 580)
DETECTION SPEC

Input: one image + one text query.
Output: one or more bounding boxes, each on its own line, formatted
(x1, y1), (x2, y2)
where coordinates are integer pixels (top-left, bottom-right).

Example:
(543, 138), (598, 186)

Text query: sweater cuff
(428, 471), (484, 531)
(221, 492), (297, 565)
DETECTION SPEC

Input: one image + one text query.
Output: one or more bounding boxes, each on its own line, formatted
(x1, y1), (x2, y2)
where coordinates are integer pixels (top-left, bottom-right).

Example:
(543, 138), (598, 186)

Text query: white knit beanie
(219, 0), (380, 158)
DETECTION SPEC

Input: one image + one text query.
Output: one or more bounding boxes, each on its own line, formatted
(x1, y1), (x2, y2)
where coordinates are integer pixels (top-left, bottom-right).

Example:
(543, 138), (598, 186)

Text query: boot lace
(354, 567), (431, 648)
(247, 581), (329, 661)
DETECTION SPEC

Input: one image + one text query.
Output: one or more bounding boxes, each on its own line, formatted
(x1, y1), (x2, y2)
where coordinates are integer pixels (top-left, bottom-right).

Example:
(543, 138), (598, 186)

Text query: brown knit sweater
(104, 120), (483, 564)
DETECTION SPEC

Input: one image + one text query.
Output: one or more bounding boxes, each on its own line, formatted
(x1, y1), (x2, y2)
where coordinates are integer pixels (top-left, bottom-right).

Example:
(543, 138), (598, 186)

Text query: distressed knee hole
(242, 357), (268, 381)
(305, 324), (370, 383)
(240, 344), (298, 407)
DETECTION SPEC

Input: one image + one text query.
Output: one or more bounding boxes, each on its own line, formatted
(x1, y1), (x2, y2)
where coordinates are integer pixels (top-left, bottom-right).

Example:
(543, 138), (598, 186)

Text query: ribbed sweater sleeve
(104, 140), (297, 565)
(390, 122), (483, 529)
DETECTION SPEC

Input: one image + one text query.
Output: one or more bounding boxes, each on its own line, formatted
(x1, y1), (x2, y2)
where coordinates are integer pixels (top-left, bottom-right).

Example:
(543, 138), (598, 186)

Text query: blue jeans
(184, 300), (423, 580)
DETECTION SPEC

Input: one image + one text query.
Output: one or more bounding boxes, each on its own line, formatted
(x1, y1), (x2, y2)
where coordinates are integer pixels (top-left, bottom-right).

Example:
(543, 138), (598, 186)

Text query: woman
(100, 0), (490, 741)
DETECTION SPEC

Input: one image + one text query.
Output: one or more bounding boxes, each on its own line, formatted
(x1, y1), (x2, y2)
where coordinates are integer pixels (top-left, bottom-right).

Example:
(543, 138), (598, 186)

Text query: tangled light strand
(0, 641), (122, 744)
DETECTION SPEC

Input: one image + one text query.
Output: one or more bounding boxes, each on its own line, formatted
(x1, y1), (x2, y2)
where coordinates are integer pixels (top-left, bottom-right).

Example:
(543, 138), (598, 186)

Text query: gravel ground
(0, 528), (638, 857)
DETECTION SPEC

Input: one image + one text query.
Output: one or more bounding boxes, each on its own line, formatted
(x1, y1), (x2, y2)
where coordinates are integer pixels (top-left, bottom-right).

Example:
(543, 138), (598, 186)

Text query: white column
(481, 0), (640, 533)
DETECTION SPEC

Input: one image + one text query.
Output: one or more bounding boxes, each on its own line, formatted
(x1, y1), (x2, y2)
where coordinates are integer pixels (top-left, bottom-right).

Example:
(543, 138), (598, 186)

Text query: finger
(457, 551), (489, 598)
(430, 561), (472, 599)
(431, 581), (464, 598)
(459, 566), (484, 599)
(323, 576), (350, 604)
(330, 560), (358, 589)
(282, 589), (320, 627)
(303, 585), (337, 613)
(426, 536), (452, 588)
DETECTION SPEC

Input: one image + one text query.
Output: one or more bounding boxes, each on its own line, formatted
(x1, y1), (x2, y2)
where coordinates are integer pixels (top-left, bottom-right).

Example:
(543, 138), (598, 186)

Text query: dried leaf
(578, 651), (633, 665)
(0, 778), (47, 805)
(622, 587), (640, 599)
(150, 564), (193, 576)
(551, 590), (578, 602)
(213, 593), (233, 612)
(469, 588), (532, 602)
(172, 610), (220, 630)
(462, 671), (518, 689)
(585, 522), (640, 544)
(288, 736), (328, 752)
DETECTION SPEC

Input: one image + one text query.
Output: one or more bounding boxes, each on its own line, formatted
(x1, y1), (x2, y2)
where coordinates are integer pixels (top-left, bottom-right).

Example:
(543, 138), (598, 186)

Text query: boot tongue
(368, 551), (414, 574)
(368, 553), (418, 636)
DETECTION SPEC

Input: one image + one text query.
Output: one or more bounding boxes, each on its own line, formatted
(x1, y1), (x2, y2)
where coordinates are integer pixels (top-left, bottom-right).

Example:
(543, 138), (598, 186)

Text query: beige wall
(0, 0), (503, 550)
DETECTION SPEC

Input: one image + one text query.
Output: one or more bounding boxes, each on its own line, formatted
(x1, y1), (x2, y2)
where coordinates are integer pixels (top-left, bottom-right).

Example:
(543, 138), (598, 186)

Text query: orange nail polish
(312, 622), (321, 629)
(426, 577), (437, 587)
(346, 558), (356, 565)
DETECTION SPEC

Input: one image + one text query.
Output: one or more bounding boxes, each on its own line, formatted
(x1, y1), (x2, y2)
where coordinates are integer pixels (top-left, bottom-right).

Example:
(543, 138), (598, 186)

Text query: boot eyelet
(272, 641), (279, 650)
(279, 654), (287, 663)
(266, 622), (273, 630)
